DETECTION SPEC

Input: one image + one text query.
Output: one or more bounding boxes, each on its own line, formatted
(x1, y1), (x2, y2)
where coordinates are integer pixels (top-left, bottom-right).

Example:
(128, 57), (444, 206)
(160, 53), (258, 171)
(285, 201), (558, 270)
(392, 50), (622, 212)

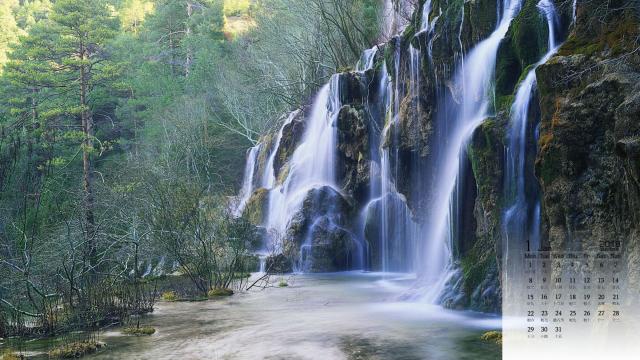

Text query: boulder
(284, 186), (359, 272)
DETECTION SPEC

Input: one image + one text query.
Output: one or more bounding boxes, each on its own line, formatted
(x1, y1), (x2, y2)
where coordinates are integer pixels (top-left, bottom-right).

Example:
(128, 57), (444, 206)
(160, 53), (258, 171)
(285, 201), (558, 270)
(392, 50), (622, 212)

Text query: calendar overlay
(503, 240), (640, 359)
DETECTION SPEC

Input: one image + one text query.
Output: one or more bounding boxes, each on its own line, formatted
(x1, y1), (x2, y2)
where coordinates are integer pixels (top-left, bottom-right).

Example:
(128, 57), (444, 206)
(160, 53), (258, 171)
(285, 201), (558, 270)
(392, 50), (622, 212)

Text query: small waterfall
(234, 144), (261, 216)
(409, 44), (421, 97)
(262, 110), (300, 189)
(419, 0), (433, 33)
(356, 46), (379, 72)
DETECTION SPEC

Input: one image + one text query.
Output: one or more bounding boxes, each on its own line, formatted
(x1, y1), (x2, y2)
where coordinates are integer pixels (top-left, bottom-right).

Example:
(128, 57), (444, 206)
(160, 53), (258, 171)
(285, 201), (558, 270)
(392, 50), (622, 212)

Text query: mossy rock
(48, 341), (106, 359)
(122, 326), (156, 336)
(481, 331), (502, 344)
(242, 188), (269, 225)
(207, 288), (234, 297)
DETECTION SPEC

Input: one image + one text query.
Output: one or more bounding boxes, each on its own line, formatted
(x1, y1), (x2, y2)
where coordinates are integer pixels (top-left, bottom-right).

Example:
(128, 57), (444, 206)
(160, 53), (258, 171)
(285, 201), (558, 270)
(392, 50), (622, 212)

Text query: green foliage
(161, 291), (179, 302)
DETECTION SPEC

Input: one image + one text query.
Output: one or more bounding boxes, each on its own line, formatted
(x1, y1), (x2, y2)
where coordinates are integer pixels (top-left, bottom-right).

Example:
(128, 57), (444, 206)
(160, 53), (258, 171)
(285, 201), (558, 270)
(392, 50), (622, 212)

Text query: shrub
(278, 280), (288, 287)
(207, 288), (234, 298)
(160, 291), (178, 302)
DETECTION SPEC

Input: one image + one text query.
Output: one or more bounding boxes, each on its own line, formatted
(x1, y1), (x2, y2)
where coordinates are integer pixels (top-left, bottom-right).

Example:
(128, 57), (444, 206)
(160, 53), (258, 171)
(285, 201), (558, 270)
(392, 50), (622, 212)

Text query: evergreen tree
(3, 0), (121, 272)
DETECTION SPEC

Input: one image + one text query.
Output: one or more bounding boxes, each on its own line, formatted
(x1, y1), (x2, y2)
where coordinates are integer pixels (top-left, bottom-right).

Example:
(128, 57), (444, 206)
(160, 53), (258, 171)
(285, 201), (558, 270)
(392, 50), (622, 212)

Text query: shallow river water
(12, 272), (502, 359)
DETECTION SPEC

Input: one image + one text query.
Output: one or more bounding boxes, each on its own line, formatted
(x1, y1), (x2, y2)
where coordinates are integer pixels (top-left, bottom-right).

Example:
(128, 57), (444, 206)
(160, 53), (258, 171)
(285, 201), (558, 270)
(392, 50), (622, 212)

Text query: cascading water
(503, 0), (560, 290)
(356, 46), (379, 72)
(262, 110), (299, 189)
(419, 0), (433, 33)
(265, 75), (342, 269)
(417, 0), (523, 302)
(234, 145), (261, 216)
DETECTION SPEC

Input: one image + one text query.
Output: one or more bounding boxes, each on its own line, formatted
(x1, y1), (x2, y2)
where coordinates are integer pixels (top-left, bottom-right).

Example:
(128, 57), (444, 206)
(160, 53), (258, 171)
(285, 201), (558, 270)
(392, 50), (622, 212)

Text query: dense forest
(0, 0), (383, 347)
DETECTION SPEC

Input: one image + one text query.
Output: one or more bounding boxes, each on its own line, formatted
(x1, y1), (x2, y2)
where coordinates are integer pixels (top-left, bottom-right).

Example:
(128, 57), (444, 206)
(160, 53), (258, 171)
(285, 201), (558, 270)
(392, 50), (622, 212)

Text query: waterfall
(234, 144), (261, 216)
(356, 46), (379, 72)
(262, 110), (300, 189)
(265, 75), (341, 258)
(417, 0), (523, 301)
(503, 0), (560, 277)
(419, 0), (433, 33)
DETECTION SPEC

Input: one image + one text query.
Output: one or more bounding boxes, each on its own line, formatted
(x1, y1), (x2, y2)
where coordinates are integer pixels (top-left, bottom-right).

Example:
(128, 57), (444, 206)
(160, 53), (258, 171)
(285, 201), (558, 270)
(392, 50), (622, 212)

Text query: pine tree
(3, 0), (121, 272)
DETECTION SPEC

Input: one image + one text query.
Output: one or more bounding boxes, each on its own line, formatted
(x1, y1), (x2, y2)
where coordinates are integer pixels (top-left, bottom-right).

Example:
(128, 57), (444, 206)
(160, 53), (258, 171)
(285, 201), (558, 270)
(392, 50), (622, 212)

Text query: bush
(160, 291), (179, 302)
(122, 326), (156, 336)
(278, 280), (289, 287)
(207, 288), (234, 298)
(48, 341), (105, 358)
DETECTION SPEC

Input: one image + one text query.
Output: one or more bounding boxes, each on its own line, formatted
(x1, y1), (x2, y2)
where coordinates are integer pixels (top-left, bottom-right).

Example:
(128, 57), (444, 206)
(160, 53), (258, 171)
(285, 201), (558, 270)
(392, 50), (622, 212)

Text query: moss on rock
(242, 188), (269, 225)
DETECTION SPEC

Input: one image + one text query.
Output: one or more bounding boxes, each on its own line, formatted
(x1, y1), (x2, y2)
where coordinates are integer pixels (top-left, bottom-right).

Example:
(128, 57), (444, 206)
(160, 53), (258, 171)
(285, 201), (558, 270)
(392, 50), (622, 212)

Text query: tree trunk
(80, 43), (97, 272)
(185, 1), (193, 77)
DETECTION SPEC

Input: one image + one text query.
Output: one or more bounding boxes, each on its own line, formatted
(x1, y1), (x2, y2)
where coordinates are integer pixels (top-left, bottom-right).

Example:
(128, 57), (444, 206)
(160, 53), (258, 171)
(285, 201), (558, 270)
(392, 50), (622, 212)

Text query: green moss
(495, 37), (522, 97)
(460, 249), (493, 296)
(160, 291), (178, 302)
(558, 34), (602, 56)
(559, 12), (639, 57)
(48, 341), (105, 359)
(207, 288), (234, 297)
(122, 326), (156, 336)
(495, 95), (515, 114)
(242, 187), (269, 225)
(481, 331), (502, 344)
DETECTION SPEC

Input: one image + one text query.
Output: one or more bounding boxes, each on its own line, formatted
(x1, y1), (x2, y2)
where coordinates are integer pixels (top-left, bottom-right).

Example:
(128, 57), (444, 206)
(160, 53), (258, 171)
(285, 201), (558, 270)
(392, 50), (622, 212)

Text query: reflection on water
(69, 272), (499, 359)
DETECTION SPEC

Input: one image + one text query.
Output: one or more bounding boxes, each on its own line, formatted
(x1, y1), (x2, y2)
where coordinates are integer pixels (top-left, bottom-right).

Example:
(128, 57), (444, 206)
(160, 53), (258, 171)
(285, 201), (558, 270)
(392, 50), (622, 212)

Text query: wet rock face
(535, 5), (640, 298)
(337, 105), (370, 203)
(284, 186), (359, 272)
(273, 109), (306, 181)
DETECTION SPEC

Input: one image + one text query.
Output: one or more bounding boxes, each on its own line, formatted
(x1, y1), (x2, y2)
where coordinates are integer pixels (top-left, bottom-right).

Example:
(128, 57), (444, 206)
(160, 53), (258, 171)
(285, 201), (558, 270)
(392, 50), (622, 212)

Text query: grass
(278, 280), (289, 287)
(48, 341), (105, 359)
(122, 326), (156, 336)
(207, 288), (234, 298)
(480, 331), (502, 344)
